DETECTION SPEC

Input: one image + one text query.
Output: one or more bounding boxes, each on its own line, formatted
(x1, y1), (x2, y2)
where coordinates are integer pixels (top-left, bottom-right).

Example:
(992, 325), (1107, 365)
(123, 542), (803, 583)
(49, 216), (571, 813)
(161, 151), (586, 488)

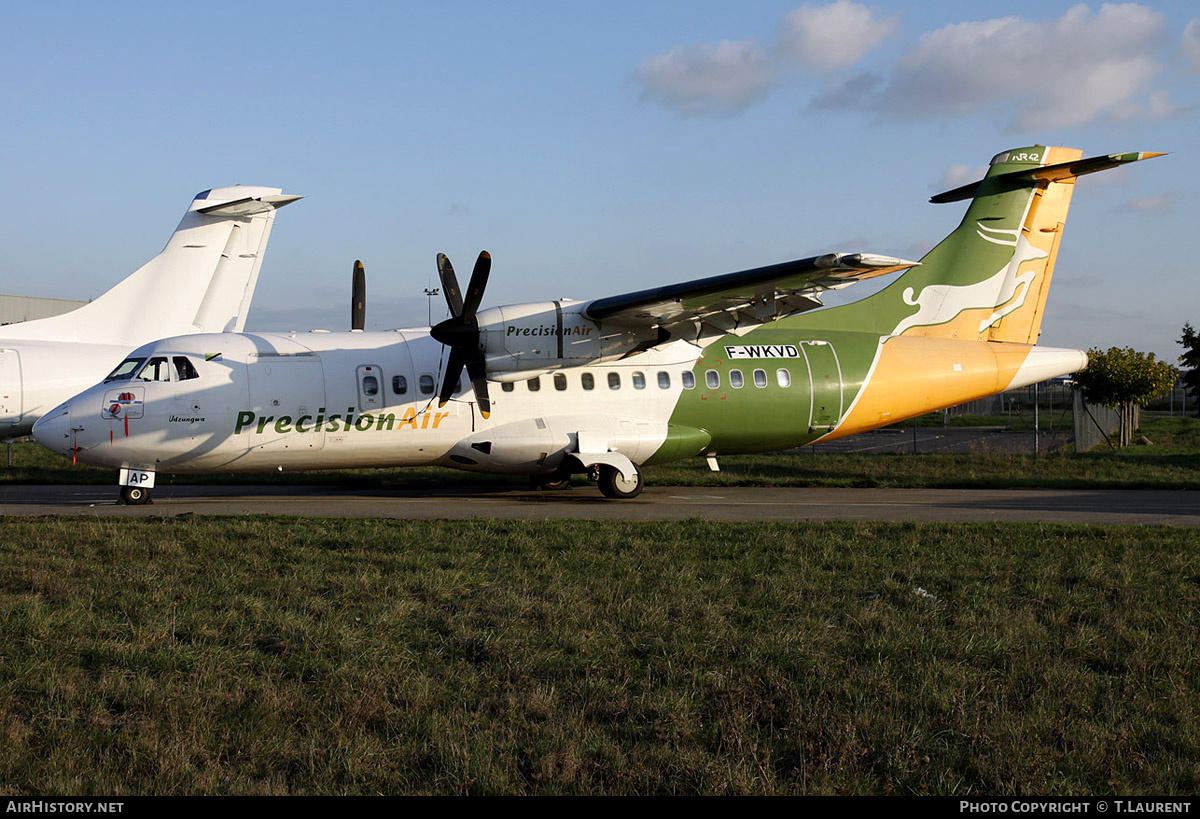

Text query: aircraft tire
(120, 486), (152, 505)
(597, 464), (644, 499)
(532, 477), (572, 491)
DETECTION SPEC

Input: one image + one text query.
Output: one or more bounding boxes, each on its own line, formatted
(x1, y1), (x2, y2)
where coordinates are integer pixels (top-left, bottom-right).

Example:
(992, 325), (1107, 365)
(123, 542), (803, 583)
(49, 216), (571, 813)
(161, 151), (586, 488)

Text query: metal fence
(946, 379), (1077, 421)
(1071, 391), (1133, 452)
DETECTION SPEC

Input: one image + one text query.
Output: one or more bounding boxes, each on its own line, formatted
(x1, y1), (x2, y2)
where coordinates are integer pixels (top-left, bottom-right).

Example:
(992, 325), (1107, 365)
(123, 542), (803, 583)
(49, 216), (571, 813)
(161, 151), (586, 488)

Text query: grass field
(0, 517), (1197, 795)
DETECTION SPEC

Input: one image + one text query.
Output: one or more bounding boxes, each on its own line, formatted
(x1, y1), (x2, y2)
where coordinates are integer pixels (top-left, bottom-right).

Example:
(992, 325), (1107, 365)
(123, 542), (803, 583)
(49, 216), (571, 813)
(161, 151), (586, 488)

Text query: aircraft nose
(32, 403), (74, 457)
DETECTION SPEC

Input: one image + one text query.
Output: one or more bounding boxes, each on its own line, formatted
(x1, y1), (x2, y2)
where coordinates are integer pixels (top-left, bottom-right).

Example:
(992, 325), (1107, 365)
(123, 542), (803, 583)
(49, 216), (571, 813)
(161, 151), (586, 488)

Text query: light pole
(423, 287), (440, 326)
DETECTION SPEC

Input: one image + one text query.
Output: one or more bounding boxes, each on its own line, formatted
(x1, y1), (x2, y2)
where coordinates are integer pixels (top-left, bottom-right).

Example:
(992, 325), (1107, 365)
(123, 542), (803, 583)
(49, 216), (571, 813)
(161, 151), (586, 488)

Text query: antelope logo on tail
(894, 224), (1048, 337)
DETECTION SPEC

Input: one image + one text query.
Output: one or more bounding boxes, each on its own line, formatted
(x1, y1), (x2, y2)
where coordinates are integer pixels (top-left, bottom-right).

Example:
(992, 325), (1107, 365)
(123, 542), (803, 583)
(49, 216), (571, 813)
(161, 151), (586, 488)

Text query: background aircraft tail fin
(5, 186), (300, 347)
(817, 147), (1161, 343)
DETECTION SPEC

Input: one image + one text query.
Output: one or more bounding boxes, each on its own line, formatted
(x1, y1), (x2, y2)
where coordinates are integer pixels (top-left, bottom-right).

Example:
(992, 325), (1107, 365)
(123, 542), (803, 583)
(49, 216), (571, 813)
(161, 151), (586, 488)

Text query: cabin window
(502, 381), (515, 392)
(705, 370), (719, 390)
(554, 373), (568, 391)
(362, 375), (379, 396)
(581, 372), (595, 391)
(681, 371), (695, 390)
(419, 374), (436, 395)
(173, 357), (199, 381)
(392, 375), (408, 395)
(753, 369), (767, 388)
(105, 358), (146, 382)
(632, 371), (646, 390)
(138, 357), (172, 382)
(527, 377), (541, 392)
(657, 371), (670, 389)
(729, 369), (744, 389)
(608, 372), (621, 390)
(776, 368), (791, 388)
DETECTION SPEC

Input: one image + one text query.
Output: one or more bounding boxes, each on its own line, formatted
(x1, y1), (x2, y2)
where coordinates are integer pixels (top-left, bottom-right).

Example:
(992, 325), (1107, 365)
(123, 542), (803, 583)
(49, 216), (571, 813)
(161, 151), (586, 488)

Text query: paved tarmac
(1, 483), (1196, 525)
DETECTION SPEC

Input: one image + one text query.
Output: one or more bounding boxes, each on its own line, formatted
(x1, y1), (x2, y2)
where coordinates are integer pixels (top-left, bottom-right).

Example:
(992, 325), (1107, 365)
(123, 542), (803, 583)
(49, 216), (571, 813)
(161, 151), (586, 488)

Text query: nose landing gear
(118, 467), (155, 505)
(119, 485), (153, 505)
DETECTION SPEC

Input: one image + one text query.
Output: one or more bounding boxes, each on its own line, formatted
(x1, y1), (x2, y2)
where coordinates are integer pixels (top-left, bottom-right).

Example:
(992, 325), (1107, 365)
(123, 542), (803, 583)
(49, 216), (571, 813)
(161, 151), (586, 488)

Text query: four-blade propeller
(429, 251), (492, 419)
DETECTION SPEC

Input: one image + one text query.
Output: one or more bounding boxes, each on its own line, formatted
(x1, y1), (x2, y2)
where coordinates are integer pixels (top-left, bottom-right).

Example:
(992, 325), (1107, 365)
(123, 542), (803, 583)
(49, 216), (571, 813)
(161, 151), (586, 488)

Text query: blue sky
(2, 1), (1196, 362)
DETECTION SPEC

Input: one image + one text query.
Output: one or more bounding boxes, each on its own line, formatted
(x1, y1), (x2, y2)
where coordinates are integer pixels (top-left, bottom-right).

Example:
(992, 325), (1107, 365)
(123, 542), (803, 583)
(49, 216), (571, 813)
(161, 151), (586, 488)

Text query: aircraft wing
(582, 252), (917, 340)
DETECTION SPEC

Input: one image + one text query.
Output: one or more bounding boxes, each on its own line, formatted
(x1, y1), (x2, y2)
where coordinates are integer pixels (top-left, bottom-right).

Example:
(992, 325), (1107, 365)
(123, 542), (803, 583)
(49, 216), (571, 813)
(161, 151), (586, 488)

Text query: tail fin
(4, 186), (301, 346)
(830, 147), (1162, 342)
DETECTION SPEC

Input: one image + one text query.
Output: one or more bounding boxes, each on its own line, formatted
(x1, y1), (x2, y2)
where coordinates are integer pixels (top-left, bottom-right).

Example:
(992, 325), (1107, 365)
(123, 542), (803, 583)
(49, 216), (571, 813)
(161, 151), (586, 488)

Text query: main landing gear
(532, 462), (646, 499)
(531, 474), (573, 491)
(596, 463), (645, 499)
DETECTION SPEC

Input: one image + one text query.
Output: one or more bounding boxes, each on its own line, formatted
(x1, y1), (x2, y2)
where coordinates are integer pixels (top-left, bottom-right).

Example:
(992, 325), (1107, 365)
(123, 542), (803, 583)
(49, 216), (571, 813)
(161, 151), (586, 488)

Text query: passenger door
(800, 340), (844, 433)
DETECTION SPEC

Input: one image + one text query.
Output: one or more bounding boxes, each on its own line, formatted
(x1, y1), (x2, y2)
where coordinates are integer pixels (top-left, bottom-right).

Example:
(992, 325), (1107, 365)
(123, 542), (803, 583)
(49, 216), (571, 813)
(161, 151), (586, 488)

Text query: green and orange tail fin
(818, 147), (1164, 343)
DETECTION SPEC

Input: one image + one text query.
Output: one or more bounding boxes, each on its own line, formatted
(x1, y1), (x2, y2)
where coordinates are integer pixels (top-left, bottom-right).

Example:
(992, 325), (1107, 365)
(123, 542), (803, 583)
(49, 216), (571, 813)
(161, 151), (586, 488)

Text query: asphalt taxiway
(1, 484), (1196, 525)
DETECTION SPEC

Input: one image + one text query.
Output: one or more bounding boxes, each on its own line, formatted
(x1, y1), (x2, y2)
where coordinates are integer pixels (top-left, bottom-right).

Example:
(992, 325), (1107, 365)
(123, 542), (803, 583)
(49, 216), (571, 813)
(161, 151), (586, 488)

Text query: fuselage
(33, 320), (1085, 477)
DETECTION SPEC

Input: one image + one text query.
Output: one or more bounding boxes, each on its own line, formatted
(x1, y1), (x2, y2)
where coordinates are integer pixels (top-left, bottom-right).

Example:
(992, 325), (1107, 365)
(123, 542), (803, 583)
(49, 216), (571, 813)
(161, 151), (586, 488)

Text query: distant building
(0, 294), (88, 325)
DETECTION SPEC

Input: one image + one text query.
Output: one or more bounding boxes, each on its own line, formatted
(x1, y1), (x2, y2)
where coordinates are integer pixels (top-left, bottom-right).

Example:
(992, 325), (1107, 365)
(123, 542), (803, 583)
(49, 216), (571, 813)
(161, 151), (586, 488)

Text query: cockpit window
(173, 356), (199, 381)
(105, 357), (146, 382)
(138, 357), (172, 382)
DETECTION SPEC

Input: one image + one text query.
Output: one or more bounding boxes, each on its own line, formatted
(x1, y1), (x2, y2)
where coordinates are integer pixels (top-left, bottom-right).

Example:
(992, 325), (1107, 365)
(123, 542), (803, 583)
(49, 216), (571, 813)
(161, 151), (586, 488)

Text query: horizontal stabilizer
(197, 194), (303, 216)
(930, 151), (1166, 204)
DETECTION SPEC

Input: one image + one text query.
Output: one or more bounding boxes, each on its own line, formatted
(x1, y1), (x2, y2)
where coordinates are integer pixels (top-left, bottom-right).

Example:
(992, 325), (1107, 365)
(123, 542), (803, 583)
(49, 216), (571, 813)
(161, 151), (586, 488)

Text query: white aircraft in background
(1, 186), (300, 439)
(33, 147), (1161, 503)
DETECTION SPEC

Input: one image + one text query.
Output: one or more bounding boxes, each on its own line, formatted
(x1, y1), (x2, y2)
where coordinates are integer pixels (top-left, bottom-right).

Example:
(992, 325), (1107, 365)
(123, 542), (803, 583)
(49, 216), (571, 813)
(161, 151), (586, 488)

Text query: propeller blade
(462, 251), (491, 320)
(437, 253), (464, 318)
(432, 250), (493, 417)
(438, 345), (469, 407)
(466, 355), (491, 419)
(351, 260), (366, 331)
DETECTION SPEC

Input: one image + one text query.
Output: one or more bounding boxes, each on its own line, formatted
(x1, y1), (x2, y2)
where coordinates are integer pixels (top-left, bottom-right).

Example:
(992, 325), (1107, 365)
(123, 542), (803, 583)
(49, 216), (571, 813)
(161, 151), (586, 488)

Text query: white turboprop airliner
(1, 186), (300, 439)
(32, 147), (1160, 503)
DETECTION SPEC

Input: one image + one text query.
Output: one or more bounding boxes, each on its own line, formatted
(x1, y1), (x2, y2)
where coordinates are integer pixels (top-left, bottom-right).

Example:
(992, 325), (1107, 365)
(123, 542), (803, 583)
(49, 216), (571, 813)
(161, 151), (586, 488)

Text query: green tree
(1073, 347), (1177, 446)
(1179, 323), (1200, 416)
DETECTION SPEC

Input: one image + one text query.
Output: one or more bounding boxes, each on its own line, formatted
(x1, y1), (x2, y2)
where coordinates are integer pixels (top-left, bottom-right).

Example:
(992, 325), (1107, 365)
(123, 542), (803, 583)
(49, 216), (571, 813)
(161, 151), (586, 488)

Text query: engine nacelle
(476, 300), (659, 377)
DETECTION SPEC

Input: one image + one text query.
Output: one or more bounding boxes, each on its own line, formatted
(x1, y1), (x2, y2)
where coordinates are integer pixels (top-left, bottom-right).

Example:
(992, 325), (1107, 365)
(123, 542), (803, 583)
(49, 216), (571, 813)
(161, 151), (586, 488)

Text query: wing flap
(583, 252), (917, 334)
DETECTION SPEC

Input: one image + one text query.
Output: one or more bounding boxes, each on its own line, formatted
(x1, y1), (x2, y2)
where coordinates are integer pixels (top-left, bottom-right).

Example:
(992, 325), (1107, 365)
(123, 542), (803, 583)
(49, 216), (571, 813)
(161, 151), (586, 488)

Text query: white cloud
(1110, 88), (1179, 122)
(634, 2), (892, 117)
(1119, 192), (1175, 213)
(875, 4), (1169, 130)
(635, 3), (1174, 129)
(634, 39), (776, 117)
(777, 0), (898, 70)
(936, 163), (988, 192)
(1183, 19), (1200, 70)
